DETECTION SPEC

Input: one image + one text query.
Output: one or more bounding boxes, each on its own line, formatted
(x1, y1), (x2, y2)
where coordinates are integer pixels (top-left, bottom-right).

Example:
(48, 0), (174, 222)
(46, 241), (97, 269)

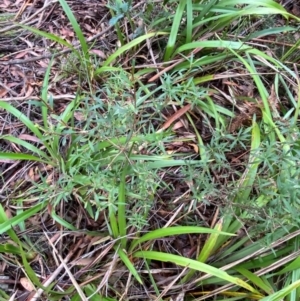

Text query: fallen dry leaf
(159, 104), (191, 132)
(172, 120), (185, 130)
(18, 134), (41, 143)
(24, 84), (34, 97)
(20, 277), (35, 292)
(0, 88), (7, 98)
(0, 159), (16, 163)
(189, 143), (199, 153)
(89, 49), (106, 59)
(73, 257), (95, 266)
(73, 111), (85, 121)
(14, 51), (28, 59)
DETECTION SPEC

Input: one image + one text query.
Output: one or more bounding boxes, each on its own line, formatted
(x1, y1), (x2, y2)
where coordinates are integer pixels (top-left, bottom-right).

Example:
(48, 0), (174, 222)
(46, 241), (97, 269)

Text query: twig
(29, 233), (85, 301)
(0, 94), (75, 102)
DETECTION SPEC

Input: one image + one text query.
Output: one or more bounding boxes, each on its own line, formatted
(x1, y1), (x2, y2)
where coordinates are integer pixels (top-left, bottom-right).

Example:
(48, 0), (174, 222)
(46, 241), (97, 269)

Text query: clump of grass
(1, 0), (300, 300)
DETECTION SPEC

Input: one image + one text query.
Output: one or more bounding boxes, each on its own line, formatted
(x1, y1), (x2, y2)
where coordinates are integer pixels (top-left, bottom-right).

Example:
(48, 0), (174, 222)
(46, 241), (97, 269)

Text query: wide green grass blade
(246, 26), (295, 40)
(260, 280), (300, 301)
(109, 203), (119, 239)
(0, 244), (35, 259)
(129, 225), (234, 252)
(2, 135), (49, 160)
(0, 204), (52, 293)
(52, 96), (79, 159)
(134, 251), (262, 294)
(175, 40), (250, 55)
(211, 122), (260, 250)
(185, 0), (192, 44)
(41, 57), (54, 130)
(103, 32), (167, 67)
(16, 24), (75, 49)
(275, 256), (300, 275)
(0, 204), (26, 247)
(51, 211), (78, 231)
(234, 121), (260, 204)
(220, 0), (286, 9)
(236, 267), (273, 295)
(0, 152), (50, 163)
(164, 0), (186, 61)
(58, 0), (89, 62)
(118, 164), (128, 249)
(117, 247), (143, 284)
(193, 0), (219, 25)
(183, 218), (224, 282)
(0, 101), (43, 139)
(0, 202), (47, 235)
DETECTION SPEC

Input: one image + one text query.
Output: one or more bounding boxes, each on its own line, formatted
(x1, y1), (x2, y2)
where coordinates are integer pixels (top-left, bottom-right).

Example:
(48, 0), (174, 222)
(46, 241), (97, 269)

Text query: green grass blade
(246, 26), (295, 40)
(0, 204), (52, 293)
(134, 251), (261, 294)
(235, 267), (273, 295)
(51, 96), (79, 158)
(2, 135), (49, 160)
(41, 57), (54, 130)
(58, 0), (89, 62)
(51, 211), (77, 231)
(129, 226), (234, 252)
(117, 247), (143, 284)
(275, 256), (300, 275)
(183, 218), (224, 282)
(221, 0), (286, 9)
(0, 244), (35, 259)
(0, 202), (47, 235)
(0, 204), (24, 245)
(164, 0), (186, 61)
(234, 121), (260, 204)
(196, 0), (219, 22)
(185, 0), (192, 44)
(118, 164), (128, 249)
(260, 280), (300, 301)
(0, 152), (50, 163)
(0, 101), (43, 139)
(103, 32), (167, 67)
(175, 40), (250, 55)
(16, 24), (75, 49)
(212, 122), (260, 249)
(109, 204), (119, 239)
